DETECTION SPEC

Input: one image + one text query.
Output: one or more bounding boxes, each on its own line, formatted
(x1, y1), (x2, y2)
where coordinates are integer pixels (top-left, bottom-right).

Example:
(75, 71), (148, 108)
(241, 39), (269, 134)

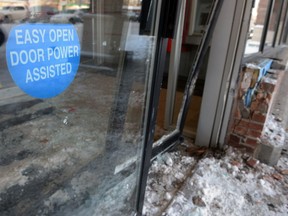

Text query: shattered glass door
(0, 0), (157, 215)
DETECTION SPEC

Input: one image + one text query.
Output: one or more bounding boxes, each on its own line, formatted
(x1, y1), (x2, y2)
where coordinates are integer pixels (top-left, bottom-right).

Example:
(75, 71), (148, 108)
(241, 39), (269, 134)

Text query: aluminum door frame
(164, 0), (187, 129)
(196, 0), (251, 147)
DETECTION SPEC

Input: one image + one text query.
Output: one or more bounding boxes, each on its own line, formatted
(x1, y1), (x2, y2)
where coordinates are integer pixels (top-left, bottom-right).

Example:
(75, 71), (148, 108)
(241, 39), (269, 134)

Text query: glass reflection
(244, 0), (270, 55)
(0, 0), (155, 215)
(265, 0), (282, 46)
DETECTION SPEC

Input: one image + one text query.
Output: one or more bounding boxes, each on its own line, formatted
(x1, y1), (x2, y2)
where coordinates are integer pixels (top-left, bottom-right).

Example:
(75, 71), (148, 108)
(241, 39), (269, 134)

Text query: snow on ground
(143, 144), (288, 216)
(143, 150), (197, 215)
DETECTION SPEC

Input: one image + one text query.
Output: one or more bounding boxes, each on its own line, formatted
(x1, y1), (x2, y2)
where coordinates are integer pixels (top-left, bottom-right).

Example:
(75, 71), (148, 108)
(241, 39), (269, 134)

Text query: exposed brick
(229, 140), (241, 148)
(246, 158), (259, 168)
(230, 134), (241, 143)
(245, 137), (259, 147)
(252, 112), (266, 123)
(228, 140), (240, 148)
(247, 129), (262, 138)
(256, 101), (269, 114)
(248, 122), (264, 131)
(262, 175), (275, 183)
(230, 160), (242, 167)
(272, 173), (283, 181)
(250, 101), (259, 111)
(234, 108), (241, 119)
(266, 92), (273, 101)
(233, 118), (241, 123)
(256, 91), (265, 100)
(237, 119), (250, 127)
(260, 81), (275, 93)
(238, 89), (245, 98)
(234, 126), (247, 136)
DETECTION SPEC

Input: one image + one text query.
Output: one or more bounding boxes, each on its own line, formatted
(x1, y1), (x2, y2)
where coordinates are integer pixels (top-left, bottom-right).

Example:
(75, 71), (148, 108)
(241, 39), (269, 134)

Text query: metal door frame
(137, 0), (224, 214)
(196, 0), (251, 147)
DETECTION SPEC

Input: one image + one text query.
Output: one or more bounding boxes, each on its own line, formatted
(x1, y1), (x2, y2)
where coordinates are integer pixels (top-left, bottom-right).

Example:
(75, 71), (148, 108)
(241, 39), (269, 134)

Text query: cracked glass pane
(0, 0), (156, 215)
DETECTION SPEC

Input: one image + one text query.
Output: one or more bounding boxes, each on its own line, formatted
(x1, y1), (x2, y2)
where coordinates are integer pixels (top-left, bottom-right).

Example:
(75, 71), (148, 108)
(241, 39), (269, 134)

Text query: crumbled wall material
(228, 59), (283, 158)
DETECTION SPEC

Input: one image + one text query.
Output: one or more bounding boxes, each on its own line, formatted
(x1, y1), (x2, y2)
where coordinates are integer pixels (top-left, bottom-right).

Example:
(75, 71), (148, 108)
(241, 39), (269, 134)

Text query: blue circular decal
(6, 24), (80, 99)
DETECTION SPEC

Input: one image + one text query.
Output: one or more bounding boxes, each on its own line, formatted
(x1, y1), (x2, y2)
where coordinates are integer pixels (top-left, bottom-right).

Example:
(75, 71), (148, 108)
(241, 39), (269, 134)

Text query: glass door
(154, 0), (213, 141)
(0, 0), (158, 215)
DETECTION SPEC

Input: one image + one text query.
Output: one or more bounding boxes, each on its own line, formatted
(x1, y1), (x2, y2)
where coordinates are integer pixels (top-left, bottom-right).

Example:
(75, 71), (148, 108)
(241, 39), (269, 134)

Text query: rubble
(143, 145), (288, 216)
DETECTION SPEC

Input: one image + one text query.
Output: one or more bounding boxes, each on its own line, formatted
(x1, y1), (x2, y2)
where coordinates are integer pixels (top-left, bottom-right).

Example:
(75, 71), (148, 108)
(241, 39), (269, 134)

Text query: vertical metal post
(278, 1), (288, 44)
(164, 0), (187, 129)
(91, 0), (96, 59)
(273, 0), (285, 46)
(259, 0), (274, 51)
(136, 0), (180, 213)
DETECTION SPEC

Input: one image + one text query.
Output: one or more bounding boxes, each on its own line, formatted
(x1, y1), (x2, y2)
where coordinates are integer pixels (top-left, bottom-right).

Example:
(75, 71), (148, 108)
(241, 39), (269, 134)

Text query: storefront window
(244, 0), (270, 55)
(0, 0), (156, 215)
(265, 0), (282, 46)
(275, 0), (287, 45)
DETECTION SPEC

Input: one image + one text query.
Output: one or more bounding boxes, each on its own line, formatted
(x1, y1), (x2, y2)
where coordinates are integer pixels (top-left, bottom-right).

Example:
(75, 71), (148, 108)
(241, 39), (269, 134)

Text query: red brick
(233, 117), (241, 121)
(248, 122), (264, 131)
(247, 129), (262, 138)
(234, 126), (247, 136)
(256, 101), (269, 114)
(260, 82), (275, 93)
(262, 175), (275, 183)
(228, 140), (243, 149)
(250, 101), (259, 111)
(256, 91), (265, 100)
(245, 137), (259, 147)
(228, 140), (240, 148)
(237, 119), (250, 127)
(229, 135), (243, 147)
(272, 173), (283, 181)
(266, 92), (273, 101)
(252, 112), (266, 123)
(234, 108), (241, 119)
(229, 140), (241, 147)
(230, 160), (242, 167)
(230, 134), (241, 143)
(246, 158), (259, 168)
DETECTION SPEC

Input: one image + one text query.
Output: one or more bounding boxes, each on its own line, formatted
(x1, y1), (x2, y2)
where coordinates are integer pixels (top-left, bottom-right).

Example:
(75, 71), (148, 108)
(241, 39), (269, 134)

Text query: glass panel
(283, 19), (288, 44)
(0, 0), (156, 215)
(265, 0), (282, 46)
(154, 0), (212, 140)
(170, 50), (209, 137)
(275, 0), (287, 45)
(244, 0), (270, 55)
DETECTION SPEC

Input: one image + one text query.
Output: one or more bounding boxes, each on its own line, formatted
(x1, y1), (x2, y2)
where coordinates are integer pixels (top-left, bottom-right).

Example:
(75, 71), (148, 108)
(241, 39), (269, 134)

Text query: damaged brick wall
(227, 59), (283, 155)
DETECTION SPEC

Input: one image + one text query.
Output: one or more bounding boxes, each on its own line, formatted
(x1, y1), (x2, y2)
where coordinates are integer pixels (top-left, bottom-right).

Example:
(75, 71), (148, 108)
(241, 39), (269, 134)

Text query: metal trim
(136, 0), (181, 213)
(164, 0), (187, 129)
(260, 0), (275, 51)
(273, 0), (285, 47)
